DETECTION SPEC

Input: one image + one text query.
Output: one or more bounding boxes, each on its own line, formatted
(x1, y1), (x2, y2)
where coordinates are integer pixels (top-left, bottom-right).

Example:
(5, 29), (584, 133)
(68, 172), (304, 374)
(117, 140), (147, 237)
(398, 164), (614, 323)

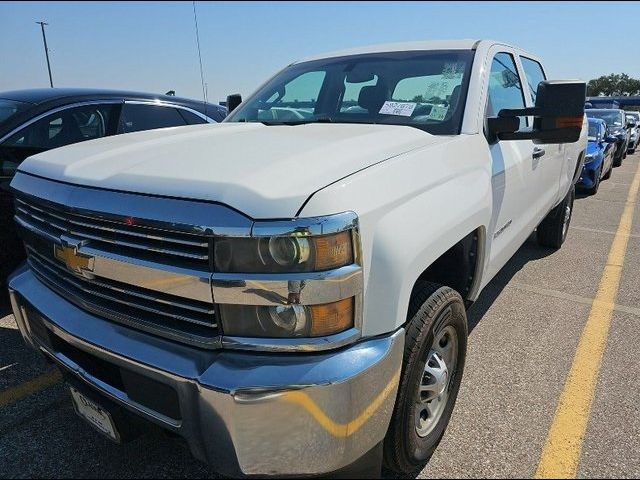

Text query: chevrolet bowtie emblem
(54, 238), (95, 275)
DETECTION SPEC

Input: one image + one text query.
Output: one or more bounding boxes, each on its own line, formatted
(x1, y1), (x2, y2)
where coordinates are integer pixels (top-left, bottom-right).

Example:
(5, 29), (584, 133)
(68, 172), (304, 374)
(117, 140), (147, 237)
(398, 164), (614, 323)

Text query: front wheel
(614, 149), (623, 167)
(585, 164), (602, 195)
(537, 185), (574, 249)
(383, 282), (468, 474)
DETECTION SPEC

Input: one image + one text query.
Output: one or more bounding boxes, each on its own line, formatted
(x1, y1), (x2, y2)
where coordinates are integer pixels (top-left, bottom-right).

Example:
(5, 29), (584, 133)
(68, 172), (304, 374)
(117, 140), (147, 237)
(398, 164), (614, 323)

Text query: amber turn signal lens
(555, 116), (584, 128)
(313, 231), (353, 271)
(309, 297), (354, 336)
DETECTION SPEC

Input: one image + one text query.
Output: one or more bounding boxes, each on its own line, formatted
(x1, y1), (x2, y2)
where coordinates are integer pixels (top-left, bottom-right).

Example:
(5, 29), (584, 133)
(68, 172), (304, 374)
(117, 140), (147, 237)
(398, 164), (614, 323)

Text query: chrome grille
(26, 247), (218, 347)
(15, 191), (220, 348)
(14, 196), (210, 269)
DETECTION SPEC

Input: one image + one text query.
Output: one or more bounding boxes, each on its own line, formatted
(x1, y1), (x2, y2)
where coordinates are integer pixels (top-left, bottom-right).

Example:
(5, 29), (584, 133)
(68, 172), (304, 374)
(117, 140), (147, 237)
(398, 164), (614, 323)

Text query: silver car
(625, 111), (640, 153)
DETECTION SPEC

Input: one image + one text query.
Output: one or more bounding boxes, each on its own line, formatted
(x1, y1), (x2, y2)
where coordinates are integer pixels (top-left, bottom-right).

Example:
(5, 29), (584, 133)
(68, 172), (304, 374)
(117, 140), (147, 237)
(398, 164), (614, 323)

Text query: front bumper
(9, 265), (403, 477)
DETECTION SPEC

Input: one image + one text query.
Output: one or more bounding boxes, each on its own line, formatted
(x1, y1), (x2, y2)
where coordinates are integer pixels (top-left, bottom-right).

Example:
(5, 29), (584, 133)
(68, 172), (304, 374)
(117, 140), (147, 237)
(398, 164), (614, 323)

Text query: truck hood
(18, 122), (444, 218)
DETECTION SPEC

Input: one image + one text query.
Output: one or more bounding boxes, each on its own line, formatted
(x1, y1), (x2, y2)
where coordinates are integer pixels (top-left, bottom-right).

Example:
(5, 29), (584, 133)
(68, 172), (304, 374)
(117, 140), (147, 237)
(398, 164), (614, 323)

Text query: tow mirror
(226, 94), (242, 113)
(487, 80), (586, 144)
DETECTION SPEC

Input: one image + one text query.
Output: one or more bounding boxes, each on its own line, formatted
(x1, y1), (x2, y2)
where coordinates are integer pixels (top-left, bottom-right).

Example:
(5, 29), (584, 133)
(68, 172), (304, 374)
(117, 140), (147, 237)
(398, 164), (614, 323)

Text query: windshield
(627, 111), (640, 122)
(226, 50), (475, 135)
(0, 99), (30, 125)
(587, 122), (600, 141)
(587, 110), (624, 128)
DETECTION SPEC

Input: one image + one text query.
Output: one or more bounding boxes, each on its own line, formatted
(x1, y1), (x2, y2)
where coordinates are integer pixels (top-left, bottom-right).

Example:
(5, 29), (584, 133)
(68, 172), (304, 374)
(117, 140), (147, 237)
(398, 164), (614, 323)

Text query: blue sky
(1, 1), (638, 103)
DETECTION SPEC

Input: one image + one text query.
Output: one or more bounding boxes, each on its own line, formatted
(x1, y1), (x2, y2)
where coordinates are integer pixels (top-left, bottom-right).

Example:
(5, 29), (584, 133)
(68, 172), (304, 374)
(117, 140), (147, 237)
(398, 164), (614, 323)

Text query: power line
(36, 21), (53, 88)
(192, 1), (207, 113)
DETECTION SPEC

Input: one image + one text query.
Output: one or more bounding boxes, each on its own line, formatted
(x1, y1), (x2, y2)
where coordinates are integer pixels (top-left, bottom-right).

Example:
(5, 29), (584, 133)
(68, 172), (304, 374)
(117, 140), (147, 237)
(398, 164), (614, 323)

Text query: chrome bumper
(8, 265), (403, 477)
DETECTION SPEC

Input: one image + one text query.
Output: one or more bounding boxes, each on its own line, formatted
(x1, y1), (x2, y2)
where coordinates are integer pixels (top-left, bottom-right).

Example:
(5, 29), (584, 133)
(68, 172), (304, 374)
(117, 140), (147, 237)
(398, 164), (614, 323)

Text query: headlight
(214, 213), (362, 345)
(214, 230), (353, 273)
(585, 154), (594, 161)
(220, 297), (354, 338)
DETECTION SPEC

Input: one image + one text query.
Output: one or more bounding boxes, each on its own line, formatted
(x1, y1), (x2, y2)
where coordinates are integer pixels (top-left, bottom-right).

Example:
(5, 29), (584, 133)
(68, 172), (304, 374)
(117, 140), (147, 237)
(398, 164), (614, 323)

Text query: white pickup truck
(8, 39), (586, 477)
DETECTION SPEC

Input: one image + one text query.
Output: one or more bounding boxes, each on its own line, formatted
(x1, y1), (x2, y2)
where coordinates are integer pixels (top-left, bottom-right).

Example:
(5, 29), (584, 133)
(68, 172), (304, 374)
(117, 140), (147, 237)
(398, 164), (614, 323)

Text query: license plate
(70, 387), (119, 442)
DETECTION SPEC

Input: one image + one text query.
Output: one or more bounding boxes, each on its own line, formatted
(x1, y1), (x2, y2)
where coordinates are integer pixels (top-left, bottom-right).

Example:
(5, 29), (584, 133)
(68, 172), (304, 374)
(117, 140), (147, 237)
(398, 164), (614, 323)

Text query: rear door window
(176, 109), (209, 125)
(119, 104), (188, 133)
(520, 57), (547, 104)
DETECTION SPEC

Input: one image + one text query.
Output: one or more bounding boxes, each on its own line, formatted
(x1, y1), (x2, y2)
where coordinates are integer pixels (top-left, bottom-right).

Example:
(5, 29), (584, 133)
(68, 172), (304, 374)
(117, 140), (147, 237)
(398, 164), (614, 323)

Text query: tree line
(587, 73), (640, 96)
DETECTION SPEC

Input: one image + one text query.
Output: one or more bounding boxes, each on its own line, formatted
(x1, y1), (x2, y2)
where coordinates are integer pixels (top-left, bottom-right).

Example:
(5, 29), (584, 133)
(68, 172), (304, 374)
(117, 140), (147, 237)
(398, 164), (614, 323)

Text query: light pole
(36, 21), (53, 88)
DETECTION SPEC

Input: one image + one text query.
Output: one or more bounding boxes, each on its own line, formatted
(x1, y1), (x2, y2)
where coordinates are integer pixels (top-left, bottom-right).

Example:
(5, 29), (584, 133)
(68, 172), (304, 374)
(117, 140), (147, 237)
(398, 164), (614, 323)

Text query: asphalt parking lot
(1, 155), (639, 479)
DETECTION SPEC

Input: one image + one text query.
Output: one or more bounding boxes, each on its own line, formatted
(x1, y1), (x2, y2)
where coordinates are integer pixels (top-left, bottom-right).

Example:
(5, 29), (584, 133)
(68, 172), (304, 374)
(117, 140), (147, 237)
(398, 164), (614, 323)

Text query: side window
(1, 103), (119, 177)
(3, 103), (118, 149)
(176, 109), (209, 125)
(487, 52), (527, 129)
(520, 57), (547, 104)
(119, 104), (188, 134)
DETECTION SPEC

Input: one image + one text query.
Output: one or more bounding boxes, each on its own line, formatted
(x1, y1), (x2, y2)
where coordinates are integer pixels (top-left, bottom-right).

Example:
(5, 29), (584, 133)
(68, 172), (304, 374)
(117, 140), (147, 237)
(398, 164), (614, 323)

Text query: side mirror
(487, 80), (586, 144)
(226, 94), (242, 113)
(605, 135), (618, 143)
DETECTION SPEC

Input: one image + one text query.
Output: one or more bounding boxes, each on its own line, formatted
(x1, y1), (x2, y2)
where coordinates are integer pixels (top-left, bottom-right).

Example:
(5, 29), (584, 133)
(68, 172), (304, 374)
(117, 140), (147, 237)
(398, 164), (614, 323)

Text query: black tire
(613, 147), (623, 167)
(536, 185), (574, 249)
(603, 163), (612, 180)
(383, 282), (468, 474)
(585, 164), (602, 195)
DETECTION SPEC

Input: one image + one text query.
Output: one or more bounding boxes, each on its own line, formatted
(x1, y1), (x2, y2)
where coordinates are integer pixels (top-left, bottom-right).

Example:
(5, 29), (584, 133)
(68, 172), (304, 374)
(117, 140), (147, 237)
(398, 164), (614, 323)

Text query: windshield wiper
(262, 115), (334, 126)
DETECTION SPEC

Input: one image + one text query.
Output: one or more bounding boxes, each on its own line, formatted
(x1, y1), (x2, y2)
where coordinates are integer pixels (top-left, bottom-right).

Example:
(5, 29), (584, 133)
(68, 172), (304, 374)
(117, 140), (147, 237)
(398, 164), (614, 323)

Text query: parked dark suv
(0, 88), (226, 285)
(585, 108), (629, 167)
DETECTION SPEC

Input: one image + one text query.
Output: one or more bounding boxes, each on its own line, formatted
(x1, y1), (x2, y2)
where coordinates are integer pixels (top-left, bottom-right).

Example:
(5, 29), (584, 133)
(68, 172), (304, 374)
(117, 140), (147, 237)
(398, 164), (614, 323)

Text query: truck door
(519, 55), (565, 213)
(484, 50), (541, 278)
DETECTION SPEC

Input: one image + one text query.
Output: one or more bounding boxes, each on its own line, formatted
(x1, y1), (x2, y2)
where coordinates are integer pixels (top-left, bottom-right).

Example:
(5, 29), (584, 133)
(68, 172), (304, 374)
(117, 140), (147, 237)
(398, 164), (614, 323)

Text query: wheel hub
(415, 325), (458, 438)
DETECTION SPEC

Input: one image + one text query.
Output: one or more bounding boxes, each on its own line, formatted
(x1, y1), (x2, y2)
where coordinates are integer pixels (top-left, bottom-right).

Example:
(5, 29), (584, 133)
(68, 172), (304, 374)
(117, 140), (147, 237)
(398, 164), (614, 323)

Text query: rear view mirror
(226, 94), (242, 113)
(605, 135), (618, 143)
(488, 80), (586, 144)
(346, 71), (375, 83)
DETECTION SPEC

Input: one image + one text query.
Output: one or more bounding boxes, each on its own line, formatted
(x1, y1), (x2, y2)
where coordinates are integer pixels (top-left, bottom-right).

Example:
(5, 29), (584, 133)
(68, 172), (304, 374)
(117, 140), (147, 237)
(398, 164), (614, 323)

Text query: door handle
(532, 147), (546, 159)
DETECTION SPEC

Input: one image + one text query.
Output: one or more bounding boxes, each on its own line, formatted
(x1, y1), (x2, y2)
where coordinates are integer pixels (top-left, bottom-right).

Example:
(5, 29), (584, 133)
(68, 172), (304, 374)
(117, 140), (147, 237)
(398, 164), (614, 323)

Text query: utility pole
(36, 21), (54, 88)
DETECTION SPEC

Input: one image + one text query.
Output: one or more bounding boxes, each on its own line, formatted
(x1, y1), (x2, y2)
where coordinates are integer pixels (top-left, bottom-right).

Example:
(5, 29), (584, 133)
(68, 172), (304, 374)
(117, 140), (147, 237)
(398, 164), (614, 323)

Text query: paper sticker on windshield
(428, 105), (449, 121)
(379, 101), (416, 116)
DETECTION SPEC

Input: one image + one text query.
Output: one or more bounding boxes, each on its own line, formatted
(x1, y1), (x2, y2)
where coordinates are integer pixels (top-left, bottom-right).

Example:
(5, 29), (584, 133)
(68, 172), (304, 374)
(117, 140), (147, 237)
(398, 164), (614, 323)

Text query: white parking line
(508, 282), (640, 318)
(570, 225), (640, 239)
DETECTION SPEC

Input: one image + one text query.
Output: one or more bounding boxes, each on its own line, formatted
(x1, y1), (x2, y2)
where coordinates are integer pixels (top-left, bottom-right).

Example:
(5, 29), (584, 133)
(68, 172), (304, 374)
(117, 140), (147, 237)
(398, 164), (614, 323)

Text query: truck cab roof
(296, 39), (535, 64)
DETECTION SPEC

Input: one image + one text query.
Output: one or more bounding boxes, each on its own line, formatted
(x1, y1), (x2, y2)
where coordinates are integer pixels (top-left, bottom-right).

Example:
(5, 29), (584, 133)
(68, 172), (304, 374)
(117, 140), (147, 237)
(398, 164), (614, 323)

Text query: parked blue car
(578, 118), (616, 194)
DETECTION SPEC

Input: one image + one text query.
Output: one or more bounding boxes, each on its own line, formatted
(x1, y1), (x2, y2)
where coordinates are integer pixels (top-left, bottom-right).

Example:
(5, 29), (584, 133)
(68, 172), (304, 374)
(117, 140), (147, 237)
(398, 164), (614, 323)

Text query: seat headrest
(358, 85), (386, 114)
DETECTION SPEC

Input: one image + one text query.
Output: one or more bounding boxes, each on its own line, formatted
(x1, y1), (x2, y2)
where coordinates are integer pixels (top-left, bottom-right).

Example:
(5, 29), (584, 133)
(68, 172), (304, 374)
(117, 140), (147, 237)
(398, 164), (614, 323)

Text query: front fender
(299, 134), (492, 337)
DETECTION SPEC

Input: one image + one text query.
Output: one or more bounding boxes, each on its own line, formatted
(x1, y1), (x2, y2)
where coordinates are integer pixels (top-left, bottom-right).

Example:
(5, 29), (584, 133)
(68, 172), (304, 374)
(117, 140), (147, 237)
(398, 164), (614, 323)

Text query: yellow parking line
(535, 159), (640, 479)
(0, 369), (62, 408)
